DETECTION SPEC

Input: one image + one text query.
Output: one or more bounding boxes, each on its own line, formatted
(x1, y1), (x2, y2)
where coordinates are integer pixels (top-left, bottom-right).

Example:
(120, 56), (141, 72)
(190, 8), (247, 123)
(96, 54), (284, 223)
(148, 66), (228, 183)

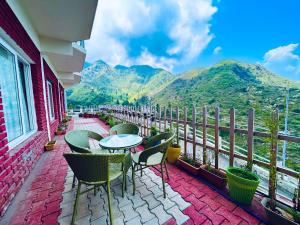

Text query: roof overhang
(17, 0), (98, 42)
(59, 73), (82, 88)
(6, 0), (98, 88)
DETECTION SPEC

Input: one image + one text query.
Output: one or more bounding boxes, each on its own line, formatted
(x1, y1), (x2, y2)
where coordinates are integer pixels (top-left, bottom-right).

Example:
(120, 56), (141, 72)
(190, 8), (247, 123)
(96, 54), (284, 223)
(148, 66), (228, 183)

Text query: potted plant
(55, 125), (66, 135)
(44, 140), (56, 151)
(167, 124), (181, 163)
(108, 117), (116, 127)
(261, 109), (300, 224)
(142, 125), (159, 146)
(226, 164), (259, 204)
(199, 161), (227, 189)
(177, 154), (201, 176)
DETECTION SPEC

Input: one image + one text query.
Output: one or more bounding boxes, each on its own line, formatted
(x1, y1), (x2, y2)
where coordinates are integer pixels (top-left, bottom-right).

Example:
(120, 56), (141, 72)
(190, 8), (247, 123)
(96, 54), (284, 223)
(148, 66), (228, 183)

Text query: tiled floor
(1, 117), (264, 225)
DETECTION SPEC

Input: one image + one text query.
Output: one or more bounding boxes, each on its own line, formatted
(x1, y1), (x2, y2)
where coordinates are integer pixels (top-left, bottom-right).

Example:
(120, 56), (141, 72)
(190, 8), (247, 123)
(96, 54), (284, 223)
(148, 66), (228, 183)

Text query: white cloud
(86, 0), (217, 71)
(263, 44), (300, 80)
(167, 0), (217, 61)
(135, 48), (177, 71)
(213, 46), (222, 55)
(264, 44), (299, 64)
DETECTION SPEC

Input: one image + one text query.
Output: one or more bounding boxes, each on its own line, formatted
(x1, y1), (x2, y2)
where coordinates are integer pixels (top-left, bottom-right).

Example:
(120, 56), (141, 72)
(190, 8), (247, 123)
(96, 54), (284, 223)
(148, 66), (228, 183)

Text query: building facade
(0, 0), (98, 215)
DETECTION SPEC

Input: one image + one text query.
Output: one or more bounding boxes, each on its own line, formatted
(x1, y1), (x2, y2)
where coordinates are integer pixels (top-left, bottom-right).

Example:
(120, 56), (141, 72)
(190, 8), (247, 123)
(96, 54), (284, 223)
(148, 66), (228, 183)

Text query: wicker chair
(64, 152), (130, 225)
(64, 130), (103, 153)
(131, 132), (175, 198)
(64, 130), (104, 187)
(109, 123), (139, 135)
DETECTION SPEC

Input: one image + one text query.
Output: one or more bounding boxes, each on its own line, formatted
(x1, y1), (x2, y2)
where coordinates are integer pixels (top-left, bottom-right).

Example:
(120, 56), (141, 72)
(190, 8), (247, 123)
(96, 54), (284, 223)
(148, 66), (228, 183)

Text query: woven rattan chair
(109, 123), (139, 135)
(131, 132), (174, 198)
(65, 130), (104, 187)
(64, 152), (130, 225)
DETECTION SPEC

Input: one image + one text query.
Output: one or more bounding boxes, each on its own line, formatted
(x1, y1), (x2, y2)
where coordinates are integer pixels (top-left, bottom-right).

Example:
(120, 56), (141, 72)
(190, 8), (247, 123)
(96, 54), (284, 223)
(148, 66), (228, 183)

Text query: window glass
(0, 44), (23, 141)
(18, 60), (34, 132)
(47, 81), (55, 120)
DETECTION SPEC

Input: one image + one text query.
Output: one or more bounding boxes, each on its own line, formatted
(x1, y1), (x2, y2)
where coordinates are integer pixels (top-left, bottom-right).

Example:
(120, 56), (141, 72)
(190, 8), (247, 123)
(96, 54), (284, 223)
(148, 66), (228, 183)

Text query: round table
(99, 134), (143, 151)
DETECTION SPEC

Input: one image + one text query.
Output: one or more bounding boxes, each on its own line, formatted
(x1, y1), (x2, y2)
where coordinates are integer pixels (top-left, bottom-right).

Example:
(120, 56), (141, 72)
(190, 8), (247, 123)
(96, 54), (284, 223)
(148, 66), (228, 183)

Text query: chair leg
(161, 163), (166, 198)
(164, 161), (170, 179)
(122, 174), (125, 198)
(107, 182), (113, 225)
(132, 165), (136, 195)
(140, 165), (143, 177)
(124, 174), (127, 191)
(94, 186), (97, 196)
(71, 182), (81, 225)
(72, 175), (76, 188)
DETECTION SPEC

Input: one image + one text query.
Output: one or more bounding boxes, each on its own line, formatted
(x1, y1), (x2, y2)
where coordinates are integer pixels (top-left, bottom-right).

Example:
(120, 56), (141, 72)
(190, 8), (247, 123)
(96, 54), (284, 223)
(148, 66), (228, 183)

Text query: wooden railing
(99, 105), (300, 177)
(78, 104), (300, 200)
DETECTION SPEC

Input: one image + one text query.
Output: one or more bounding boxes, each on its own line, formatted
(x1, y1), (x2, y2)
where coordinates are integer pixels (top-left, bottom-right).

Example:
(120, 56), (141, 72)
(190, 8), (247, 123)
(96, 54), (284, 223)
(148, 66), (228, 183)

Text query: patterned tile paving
(1, 117), (265, 225)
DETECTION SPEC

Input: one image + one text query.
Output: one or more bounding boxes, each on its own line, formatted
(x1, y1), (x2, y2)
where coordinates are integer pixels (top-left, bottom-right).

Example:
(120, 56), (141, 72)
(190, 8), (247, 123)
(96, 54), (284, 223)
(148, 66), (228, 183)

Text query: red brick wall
(0, 1), (64, 215)
(43, 61), (60, 138)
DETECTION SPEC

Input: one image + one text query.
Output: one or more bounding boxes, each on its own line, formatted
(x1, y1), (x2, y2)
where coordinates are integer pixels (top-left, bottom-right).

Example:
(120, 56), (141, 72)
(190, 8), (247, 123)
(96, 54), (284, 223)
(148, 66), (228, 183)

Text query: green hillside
(67, 60), (176, 107)
(67, 60), (300, 171)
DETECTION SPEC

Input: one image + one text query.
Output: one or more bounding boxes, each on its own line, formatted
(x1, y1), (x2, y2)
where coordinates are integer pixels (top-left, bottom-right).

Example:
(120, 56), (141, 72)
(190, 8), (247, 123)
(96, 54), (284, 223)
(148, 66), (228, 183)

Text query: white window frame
(0, 37), (38, 149)
(47, 80), (55, 121)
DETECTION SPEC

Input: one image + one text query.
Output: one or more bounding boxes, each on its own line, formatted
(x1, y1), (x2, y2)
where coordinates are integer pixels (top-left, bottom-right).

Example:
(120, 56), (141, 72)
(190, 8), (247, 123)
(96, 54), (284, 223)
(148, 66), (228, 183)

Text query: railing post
(176, 106), (179, 146)
(269, 109), (279, 204)
(229, 108), (235, 167)
(159, 106), (162, 132)
(247, 108), (255, 170)
(143, 110), (146, 137)
(192, 106), (196, 161)
(184, 107), (187, 156)
(215, 107), (220, 169)
(154, 107), (157, 130)
(170, 106), (173, 131)
(164, 107), (167, 131)
(202, 106), (207, 164)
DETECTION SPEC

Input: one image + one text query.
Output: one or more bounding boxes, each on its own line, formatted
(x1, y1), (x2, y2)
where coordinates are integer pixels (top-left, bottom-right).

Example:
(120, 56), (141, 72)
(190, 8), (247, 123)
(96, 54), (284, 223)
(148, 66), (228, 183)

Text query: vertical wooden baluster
(143, 108), (146, 136)
(184, 107), (187, 156)
(164, 107), (167, 131)
(229, 108), (235, 167)
(170, 106), (173, 131)
(176, 106), (179, 146)
(269, 109), (279, 204)
(202, 106), (207, 164)
(159, 105), (162, 132)
(146, 111), (149, 136)
(154, 107), (157, 130)
(247, 108), (254, 170)
(192, 106), (196, 161)
(215, 107), (220, 169)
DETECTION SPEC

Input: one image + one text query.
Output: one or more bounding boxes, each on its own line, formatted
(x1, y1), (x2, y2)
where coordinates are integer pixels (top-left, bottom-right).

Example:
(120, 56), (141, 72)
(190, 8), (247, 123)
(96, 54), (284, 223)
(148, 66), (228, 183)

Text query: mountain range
(66, 59), (300, 171)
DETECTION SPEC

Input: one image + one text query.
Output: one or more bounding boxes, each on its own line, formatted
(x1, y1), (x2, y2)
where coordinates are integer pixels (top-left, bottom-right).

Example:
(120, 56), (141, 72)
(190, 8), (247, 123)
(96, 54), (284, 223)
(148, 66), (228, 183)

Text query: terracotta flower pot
(55, 130), (66, 135)
(199, 165), (227, 189)
(177, 157), (200, 176)
(45, 141), (56, 151)
(261, 197), (299, 225)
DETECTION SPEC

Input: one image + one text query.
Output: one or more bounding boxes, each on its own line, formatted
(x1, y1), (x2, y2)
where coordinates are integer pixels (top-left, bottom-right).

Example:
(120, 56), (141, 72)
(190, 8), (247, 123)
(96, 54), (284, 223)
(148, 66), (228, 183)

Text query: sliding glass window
(0, 38), (37, 148)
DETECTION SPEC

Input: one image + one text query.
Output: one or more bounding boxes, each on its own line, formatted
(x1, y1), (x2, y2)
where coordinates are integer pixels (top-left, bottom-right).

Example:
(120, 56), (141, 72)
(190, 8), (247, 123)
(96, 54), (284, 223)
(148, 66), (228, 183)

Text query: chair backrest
(63, 153), (125, 183)
(139, 132), (175, 164)
(64, 130), (103, 153)
(109, 123), (139, 135)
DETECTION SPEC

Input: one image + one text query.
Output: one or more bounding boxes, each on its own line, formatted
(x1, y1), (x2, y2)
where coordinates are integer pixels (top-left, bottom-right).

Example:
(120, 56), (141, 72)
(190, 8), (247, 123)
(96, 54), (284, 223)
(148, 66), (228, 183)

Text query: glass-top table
(99, 134), (143, 150)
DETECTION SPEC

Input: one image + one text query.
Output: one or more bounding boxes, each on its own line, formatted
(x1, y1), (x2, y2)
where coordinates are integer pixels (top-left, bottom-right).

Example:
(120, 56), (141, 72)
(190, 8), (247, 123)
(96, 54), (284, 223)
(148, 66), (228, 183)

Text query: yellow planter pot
(167, 145), (181, 163)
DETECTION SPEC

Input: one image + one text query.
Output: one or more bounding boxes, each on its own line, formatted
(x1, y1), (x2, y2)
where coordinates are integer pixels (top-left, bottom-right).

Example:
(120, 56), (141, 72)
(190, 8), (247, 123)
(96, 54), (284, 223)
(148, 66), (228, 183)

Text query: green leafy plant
(108, 118), (116, 127)
(264, 109), (279, 211)
(150, 125), (158, 136)
(181, 155), (200, 167)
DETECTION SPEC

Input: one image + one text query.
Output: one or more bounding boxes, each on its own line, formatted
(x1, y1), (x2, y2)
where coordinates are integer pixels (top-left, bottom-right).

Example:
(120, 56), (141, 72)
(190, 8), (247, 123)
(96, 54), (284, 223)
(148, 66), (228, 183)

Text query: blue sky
(86, 0), (300, 80)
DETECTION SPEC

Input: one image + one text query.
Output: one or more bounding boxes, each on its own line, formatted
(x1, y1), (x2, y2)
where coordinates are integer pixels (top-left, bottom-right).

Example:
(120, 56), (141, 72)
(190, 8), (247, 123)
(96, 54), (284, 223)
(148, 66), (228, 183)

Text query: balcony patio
(0, 116), (264, 225)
